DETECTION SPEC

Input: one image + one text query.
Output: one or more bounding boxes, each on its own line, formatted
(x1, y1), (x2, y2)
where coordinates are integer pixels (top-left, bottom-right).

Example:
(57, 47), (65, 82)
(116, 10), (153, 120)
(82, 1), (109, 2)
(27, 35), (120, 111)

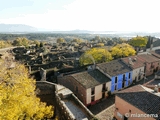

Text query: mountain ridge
(0, 24), (38, 32)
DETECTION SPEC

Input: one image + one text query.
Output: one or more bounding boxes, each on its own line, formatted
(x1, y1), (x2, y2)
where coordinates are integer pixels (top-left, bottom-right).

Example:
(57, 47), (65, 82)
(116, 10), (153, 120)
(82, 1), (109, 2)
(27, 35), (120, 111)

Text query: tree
(71, 38), (84, 43)
(96, 43), (104, 47)
(40, 42), (44, 47)
(110, 43), (136, 59)
(0, 60), (54, 120)
(129, 36), (148, 47)
(79, 48), (112, 65)
(107, 40), (115, 46)
(33, 40), (40, 47)
(12, 37), (29, 47)
(57, 38), (66, 43)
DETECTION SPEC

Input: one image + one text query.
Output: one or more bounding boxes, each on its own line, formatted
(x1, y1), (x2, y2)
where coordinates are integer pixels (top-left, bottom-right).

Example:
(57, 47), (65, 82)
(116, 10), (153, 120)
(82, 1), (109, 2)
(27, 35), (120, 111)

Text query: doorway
(102, 92), (105, 99)
(122, 81), (125, 88)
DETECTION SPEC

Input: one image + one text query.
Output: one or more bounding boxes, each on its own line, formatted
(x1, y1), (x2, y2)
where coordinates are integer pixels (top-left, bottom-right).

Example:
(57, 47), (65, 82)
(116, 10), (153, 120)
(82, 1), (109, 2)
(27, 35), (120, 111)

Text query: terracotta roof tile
(116, 85), (160, 119)
(117, 85), (146, 93)
(121, 56), (145, 69)
(137, 54), (159, 63)
(96, 59), (132, 76)
(70, 69), (111, 89)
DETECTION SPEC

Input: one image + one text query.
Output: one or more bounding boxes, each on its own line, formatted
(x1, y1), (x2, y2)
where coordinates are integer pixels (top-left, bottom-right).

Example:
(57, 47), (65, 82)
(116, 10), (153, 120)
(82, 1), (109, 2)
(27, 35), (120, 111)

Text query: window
(91, 87), (95, 95)
(102, 83), (108, 91)
(123, 74), (125, 81)
(129, 73), (131, 79)
(122, 81), (125, 88)
(91, 96), (94, 102)
(115, 85), (117, 90)
(115, 77), (118, 83)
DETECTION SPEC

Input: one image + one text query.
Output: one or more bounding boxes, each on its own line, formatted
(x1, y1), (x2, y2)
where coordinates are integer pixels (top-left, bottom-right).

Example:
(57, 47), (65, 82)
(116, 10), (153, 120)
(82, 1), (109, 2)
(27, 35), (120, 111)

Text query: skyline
(0, 0), (160, 32)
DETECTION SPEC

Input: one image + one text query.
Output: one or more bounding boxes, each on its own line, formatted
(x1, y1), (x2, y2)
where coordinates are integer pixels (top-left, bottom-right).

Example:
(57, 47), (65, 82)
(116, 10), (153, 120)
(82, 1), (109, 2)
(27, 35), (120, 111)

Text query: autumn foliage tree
(12, 37), (30, 47)
(129, 36), (148, 47)
(0, 40), (12, 48)
(57, 38), (66, 43)
(0, 60), (54, 120)
(79, 48), (112, 65)
(96, 43), (104, 47)
(33, 40), (40, 47)
(71, 38), (84, 43)
(110, 43), (136, 59)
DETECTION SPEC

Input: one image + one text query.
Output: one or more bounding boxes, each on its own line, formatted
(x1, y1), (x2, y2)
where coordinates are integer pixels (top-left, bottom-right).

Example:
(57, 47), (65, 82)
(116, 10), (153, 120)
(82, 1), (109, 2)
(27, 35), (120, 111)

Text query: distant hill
(0, 24), (38, 32)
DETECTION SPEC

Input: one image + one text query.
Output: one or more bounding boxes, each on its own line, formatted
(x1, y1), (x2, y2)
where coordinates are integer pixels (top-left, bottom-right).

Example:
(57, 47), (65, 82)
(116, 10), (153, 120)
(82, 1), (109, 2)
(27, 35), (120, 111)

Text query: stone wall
(40, 68), (46, 81)
(36, 81), (96, 120)
(36, 81), (57, 119)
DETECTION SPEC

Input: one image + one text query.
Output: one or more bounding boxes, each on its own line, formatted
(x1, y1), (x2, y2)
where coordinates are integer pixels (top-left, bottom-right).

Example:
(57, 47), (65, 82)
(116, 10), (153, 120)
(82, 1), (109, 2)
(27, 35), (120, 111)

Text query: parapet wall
(36, 81), (96, 120)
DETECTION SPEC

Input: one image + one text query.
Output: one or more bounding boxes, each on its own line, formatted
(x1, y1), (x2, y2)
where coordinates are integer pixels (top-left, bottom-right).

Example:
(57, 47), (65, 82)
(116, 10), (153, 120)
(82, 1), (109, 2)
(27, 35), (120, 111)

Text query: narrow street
(88, 74), (155, 120)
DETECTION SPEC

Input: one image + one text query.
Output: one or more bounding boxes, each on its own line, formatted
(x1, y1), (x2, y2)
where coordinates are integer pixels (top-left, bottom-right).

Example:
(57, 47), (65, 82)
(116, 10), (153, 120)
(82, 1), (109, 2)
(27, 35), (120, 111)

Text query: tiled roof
(121, 56), (145, 69)
(96, 59), (132, 76)
(150, 50), (160, 59)
(70, 69), (111, 89)
(117, 85), (146, 93)
(155, 70), (160, 76)
(116, 85), (160, 119)
(145, 79), (160, 86)
(137, 54), (159, 63)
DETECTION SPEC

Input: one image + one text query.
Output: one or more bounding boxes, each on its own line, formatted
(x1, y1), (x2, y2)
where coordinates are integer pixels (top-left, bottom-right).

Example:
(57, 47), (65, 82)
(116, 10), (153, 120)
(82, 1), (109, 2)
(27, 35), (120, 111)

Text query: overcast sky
(0, 0), (159, 32)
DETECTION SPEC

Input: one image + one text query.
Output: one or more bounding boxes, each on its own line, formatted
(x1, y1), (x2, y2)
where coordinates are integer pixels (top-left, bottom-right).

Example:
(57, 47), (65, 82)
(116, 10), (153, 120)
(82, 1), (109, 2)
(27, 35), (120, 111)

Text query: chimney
(128, 57), (133, 65)
(154, 85), (158, 93)
(133, 57), (137, 61)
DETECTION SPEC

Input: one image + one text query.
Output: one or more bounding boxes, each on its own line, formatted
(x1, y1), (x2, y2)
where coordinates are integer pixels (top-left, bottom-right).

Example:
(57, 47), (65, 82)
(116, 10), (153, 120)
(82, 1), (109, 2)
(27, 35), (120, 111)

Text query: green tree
(57, 38), (66, 43)
(129, 36), (148, 47)
(79, 48), (112, 65)
(110, 43), (136, 59)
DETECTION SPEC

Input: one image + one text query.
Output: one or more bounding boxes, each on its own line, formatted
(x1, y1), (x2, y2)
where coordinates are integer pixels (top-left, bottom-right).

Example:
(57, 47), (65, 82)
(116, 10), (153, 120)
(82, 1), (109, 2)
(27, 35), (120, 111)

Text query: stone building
(36, 81), (95, 120)
(58, 69), (111, 106)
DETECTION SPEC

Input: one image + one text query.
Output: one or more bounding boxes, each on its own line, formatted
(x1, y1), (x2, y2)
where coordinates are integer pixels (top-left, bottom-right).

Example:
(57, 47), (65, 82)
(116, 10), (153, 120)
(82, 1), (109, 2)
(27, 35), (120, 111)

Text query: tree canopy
(71, 38), (84, 43)
(12, 37), (30, 47)
(79, 48), (112, 65)
(0, 60), (54, 120)
(110, 43), (136, 59)
(56, 38), (66, 43)
(129, 36), (148, 47)
(96, 43), (104, 47)
(0, 40), (12, 48)
(33, 40), (40, 47)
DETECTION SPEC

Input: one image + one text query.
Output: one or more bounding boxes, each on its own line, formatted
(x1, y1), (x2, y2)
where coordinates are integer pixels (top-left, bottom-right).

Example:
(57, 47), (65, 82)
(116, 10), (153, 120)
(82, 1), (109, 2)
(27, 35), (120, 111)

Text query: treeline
(0, 33), (93, 41)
